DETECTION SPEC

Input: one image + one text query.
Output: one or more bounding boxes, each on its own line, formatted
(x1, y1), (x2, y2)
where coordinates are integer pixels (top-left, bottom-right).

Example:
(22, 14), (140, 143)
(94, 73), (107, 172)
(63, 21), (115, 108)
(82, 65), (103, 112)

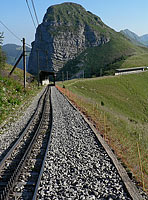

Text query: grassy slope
(57, 72), (148, 191)
(60, 34), (148, 79)
(0, 64), (42, 126)
(45, 3), (107, 35)
(121, 53), (148, 68)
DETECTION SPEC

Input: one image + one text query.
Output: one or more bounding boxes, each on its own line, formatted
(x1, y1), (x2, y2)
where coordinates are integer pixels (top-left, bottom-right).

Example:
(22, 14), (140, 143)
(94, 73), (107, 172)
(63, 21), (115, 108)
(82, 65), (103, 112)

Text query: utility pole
(66, 71), (68, 81)
(83, 70), (84, 78)
(23, 38), (26, 89)
(37, 49), (40, 87)
(100, 68), (103, 77)
(62, 71), (64, 82)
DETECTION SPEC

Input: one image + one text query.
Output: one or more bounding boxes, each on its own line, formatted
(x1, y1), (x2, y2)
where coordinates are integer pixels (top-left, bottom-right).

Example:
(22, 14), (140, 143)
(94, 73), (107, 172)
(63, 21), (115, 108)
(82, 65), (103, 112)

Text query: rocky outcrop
(28, 3), (110, 75)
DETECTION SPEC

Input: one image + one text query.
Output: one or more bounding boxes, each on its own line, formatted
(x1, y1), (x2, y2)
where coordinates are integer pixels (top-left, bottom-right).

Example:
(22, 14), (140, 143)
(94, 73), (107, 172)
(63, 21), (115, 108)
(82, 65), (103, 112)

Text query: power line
(0, 20), (32, 48)
(0, 7), (33, 48)
(13, 46), (23, 65)
(26, 0), (37, 29)
(25, 42), (32, 48)
(31, 0), (39, 26)
(0, 20), (22, 43)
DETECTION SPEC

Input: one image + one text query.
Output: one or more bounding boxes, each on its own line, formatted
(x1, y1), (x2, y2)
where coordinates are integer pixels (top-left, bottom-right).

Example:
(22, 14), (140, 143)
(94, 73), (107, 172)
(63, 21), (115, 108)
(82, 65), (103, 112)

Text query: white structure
(42, 79), (50, 85)
(115, 66), (148, 76)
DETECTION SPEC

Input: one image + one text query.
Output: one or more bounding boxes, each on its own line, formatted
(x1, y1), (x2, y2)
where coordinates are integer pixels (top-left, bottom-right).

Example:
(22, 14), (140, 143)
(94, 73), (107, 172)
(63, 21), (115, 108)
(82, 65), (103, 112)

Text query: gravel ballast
(37, 87), (132, 200)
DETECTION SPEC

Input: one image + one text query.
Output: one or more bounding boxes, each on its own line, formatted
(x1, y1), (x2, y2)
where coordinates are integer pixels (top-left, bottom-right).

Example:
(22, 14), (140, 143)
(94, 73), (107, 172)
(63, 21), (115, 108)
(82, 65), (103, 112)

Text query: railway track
(0, 86), (145, 199)
(36, 87), (143, 200)
(0, 86), (52, 200)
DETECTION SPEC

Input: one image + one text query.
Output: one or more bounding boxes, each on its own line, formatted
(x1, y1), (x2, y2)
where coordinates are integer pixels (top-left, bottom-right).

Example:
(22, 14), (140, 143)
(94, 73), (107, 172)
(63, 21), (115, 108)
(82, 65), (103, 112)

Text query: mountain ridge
(2, 43), (31, 71)
(28, 2), (111, 75)
(28, 3), (148, 78)
(120, 29), (148, 47)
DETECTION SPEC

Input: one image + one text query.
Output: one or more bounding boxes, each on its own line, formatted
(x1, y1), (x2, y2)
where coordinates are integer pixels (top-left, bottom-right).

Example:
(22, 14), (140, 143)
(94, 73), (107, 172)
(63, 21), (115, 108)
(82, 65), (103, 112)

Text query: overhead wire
(25, 42), (32, 48)
(13, 44), (32, 67)
(12, 46), (23, 66)
(31, 0), (39, 26)
(0, 20), (22, 43)
(26, 0), (37, 29)
(0, 3), (33, 73)
(25, 0), (40, 47)
(0, 1), (37, 50)
(0, 20), (32, 48)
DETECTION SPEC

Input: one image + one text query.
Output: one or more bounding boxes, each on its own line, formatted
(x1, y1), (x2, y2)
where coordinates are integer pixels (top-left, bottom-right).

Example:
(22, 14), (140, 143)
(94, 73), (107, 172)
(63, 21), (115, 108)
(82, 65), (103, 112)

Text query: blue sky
(0, 0), (148, 46)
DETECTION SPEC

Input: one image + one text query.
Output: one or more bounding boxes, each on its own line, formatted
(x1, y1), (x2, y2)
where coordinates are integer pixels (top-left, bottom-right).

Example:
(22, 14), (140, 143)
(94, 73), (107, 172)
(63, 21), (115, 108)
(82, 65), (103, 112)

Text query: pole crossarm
(9, 38), (26, 89)
(9, 53), (23, 76)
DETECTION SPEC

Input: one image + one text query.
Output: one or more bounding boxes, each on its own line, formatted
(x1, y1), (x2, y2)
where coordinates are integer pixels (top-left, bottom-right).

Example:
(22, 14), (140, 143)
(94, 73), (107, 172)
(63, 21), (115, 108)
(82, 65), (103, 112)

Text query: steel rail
(0, 86), (47, 172)
(0, 86), (49, 200)
(32, 86), (53, 200)
(5, 86), (50, 199)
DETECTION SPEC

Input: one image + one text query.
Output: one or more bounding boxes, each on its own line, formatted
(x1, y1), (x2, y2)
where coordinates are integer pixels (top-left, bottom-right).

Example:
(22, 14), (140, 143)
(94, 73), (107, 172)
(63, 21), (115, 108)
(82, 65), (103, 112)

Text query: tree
(0, 32), (6, 69)
(0, 32), (4, 45)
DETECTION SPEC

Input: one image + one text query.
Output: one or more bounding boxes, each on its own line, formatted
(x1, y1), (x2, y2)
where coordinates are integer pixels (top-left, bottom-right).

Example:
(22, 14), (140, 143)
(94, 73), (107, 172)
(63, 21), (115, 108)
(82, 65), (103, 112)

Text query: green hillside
(120, 53), (148, 68)
(0, 64), (42, 126)
(59, 33), (148, 79)
(57, 72), (148, 191)
(53, 4), (148, 79)
(45, 2), (108, 35)
(2, 44), (31, 70)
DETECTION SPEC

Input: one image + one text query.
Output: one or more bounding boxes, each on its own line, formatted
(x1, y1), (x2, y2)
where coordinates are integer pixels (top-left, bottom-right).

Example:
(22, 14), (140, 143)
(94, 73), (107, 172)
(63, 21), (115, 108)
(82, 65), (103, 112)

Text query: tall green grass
(0, 64), (42, 125)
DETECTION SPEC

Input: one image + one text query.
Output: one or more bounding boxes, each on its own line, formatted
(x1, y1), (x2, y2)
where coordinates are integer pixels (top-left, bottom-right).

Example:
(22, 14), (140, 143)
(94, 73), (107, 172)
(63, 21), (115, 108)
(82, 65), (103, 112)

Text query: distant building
(39, 70), (56, 85)
(115, 66), (148, 76)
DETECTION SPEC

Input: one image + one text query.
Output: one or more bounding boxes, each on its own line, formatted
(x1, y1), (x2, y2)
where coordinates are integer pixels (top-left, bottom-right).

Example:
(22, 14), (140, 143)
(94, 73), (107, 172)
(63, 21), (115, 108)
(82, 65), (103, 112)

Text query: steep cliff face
(28, 3), (110, 75)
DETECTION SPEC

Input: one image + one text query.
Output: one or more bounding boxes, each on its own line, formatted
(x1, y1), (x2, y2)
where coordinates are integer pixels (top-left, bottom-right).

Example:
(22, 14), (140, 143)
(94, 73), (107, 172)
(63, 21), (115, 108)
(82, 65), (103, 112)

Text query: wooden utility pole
(62, 71), (64, 82)
(23, 38), (26, 88)
(100, 68), (103, 77)
(66, 71), (68, 81)
(83, 70), (84, 78)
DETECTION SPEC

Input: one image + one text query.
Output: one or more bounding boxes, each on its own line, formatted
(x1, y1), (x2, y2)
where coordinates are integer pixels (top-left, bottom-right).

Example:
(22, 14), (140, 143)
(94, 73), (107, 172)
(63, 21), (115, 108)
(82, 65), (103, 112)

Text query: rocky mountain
(120, 29), (148, 47)
(28, 3), (148, 78)
(2, 44), (31, 70)
(140, 34), (148, 46)
(28, 3), (111, 75)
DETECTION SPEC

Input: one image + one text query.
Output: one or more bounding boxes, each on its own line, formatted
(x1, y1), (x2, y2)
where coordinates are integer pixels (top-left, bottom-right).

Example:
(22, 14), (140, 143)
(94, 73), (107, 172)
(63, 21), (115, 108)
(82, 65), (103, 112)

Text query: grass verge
(0, 64), (43, 126)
